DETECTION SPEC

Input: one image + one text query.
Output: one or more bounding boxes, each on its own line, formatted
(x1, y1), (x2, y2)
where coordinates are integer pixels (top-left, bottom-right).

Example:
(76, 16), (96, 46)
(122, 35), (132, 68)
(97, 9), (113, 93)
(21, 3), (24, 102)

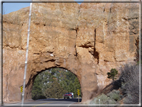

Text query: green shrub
(107, 99), (117, 104)
(107, 68), (118, 82)
(32, 95), (46, 100)
(90, 94), (108, 104)
(97, 94), (110, 104)
(107, 90), (121, 101)
(90, 93), (117, 104)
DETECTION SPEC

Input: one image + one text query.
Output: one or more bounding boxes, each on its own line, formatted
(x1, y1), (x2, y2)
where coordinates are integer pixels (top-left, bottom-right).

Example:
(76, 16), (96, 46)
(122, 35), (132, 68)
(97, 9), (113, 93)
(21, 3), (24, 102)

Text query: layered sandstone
(2, 1), (139, 103)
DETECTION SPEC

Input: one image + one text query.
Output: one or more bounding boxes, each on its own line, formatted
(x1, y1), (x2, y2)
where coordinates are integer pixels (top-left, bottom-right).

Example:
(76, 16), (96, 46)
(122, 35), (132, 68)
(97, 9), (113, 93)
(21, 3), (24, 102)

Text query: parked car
(64, 92), (73, 99)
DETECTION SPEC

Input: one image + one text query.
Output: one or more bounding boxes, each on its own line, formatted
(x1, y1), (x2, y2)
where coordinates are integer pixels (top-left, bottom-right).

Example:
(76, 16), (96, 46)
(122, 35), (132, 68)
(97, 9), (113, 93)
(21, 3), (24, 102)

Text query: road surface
(3, 98), (83, 107)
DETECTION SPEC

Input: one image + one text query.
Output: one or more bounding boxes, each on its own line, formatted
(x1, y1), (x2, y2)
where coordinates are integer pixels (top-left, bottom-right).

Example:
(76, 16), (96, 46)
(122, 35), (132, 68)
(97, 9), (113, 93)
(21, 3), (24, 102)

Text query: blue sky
(1, 0), (84, 14)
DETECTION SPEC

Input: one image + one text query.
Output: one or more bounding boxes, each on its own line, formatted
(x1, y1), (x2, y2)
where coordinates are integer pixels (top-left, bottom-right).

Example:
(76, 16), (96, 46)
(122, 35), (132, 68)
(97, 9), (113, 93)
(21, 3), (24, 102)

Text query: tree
(32, 75), (46, 100)
(32, 68), (81, 99)
(107, 68), (118, 82)
(44, 80), (65, 99)
(73, 77), (81, 97)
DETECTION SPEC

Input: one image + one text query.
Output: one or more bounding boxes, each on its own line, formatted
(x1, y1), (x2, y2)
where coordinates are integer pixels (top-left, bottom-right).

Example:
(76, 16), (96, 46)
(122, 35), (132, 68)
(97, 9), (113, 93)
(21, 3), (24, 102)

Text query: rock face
(2, 1), (139, 103)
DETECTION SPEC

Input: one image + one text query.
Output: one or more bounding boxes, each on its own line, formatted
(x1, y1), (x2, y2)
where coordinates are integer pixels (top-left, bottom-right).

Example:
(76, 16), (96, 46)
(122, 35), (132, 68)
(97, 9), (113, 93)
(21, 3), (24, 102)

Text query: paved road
(3, 98), (83, 107)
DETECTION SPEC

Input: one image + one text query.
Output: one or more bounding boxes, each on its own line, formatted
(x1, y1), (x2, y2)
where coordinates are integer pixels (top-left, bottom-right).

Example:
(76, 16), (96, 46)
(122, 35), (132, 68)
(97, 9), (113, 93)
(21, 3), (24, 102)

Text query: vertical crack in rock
(78, 4), (81, 15)
(135, 37), (139, 62)
(94, 29), (99, 64)
(74, 4), (81, 57)
(75, 28), (79, 57)
(103, 7), (105, 12)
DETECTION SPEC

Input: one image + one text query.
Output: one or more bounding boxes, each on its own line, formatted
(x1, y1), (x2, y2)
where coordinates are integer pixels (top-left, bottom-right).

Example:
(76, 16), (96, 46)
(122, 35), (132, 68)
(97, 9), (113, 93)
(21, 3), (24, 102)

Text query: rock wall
(2, 1), (139, 103)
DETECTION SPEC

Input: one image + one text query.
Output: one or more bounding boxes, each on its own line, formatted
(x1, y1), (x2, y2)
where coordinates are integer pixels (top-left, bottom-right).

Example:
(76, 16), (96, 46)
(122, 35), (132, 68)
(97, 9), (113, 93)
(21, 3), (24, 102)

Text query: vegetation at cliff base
(90, 64), (140, 104)
(119, 64), (139, 104)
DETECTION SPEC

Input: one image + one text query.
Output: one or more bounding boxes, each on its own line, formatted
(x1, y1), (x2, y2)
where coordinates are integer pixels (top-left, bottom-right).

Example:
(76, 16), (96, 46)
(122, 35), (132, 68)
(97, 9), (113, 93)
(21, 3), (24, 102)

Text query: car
(64, 92), (73, 99)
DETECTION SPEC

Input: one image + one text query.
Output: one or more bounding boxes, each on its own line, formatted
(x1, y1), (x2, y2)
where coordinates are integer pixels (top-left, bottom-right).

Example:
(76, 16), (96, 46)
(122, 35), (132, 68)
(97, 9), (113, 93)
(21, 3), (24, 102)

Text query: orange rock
(2, 2), (139, 103)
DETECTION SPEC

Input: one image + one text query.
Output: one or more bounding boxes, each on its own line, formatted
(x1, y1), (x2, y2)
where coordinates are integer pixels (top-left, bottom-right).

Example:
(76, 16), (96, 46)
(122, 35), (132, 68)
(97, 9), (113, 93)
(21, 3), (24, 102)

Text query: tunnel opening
(31, 67), (82, 102)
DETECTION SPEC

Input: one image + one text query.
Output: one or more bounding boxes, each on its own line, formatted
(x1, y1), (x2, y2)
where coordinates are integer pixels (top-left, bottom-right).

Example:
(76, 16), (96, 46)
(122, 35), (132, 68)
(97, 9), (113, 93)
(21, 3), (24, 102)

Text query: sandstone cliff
(2, 1), (139, 102)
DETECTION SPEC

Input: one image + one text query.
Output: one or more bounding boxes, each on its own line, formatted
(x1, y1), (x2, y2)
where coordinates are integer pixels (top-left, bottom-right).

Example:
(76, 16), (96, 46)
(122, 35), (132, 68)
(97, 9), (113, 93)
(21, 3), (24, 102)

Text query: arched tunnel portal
(24, 54), (98, 102)
(31, 67), (81, 100)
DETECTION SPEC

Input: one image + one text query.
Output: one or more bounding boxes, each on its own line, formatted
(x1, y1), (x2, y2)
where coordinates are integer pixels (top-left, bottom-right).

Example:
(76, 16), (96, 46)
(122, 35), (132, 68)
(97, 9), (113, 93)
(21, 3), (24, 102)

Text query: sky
(1, 0), (84, 14)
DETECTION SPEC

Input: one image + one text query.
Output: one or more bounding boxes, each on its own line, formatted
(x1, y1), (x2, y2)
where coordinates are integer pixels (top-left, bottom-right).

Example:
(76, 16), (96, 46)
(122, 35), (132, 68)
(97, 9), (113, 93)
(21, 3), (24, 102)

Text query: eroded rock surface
(2, 1), (139, 102)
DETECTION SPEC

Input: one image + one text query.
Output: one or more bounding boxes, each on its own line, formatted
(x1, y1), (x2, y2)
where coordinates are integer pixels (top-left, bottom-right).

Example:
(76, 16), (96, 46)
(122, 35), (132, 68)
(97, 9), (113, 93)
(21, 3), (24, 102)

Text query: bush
(96, 94), (110, 104)
(32, 95), (46, 100)
(90, 64), (140, 105)
(107, 90), (121, 101)
(119, 64), (139, 104)
(107, 68), (118, 82)
(90, 93), (117, 104)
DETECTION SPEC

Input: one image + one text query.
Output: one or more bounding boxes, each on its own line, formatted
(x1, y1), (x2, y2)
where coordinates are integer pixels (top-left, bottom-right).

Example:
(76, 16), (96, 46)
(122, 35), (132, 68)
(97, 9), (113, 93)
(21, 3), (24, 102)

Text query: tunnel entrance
(31, 67), (82, 101)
